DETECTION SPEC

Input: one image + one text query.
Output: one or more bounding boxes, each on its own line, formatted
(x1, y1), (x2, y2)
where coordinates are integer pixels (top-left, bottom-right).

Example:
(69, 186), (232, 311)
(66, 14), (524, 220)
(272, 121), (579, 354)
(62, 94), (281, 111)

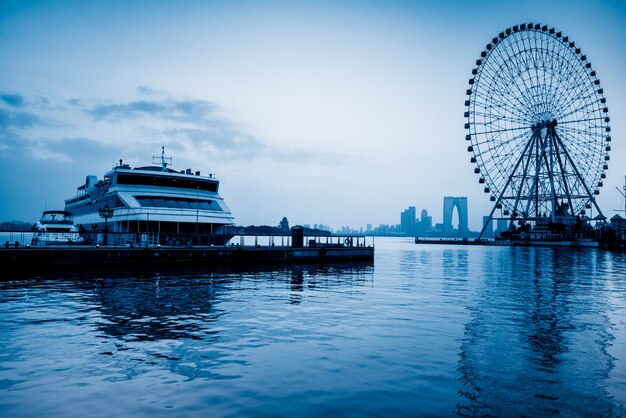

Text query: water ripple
(0, 239), (625, 416)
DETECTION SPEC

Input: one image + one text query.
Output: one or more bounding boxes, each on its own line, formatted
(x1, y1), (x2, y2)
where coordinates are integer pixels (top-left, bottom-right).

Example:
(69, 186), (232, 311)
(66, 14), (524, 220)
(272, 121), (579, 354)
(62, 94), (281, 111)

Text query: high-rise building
(420, 209), (432, 233)
(400, 206), (417, 235)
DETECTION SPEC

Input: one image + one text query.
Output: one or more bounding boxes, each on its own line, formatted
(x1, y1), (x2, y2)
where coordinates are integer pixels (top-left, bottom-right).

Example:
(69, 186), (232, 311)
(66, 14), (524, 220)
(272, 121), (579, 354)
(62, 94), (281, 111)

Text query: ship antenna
(615, 175), (626, 214)
(153, 145), (172, 172)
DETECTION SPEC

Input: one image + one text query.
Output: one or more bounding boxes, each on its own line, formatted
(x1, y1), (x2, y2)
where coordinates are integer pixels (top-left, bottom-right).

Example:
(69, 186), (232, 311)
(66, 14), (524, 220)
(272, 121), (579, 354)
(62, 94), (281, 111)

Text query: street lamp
(98, 203), (114, 246)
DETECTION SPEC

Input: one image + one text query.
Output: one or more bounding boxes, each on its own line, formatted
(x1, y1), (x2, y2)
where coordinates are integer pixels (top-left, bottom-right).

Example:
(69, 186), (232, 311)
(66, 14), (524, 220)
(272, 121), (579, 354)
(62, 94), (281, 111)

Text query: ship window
(117, 173), (218, 192)
(136, 196), (222, 211)
(153, 198), (167, 207)
(66, 194), (127, 216)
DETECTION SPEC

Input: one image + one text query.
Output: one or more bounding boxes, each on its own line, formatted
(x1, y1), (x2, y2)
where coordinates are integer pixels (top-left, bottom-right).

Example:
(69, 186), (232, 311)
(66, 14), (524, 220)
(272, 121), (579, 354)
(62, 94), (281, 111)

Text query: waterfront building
(610, 215), (626, 240)
(419, 209), (432, 234)
(400, 206), (416, 235)
(443, 197), (469, 237)
(496, 219), (508, 237)
(399, 206), (433, 236)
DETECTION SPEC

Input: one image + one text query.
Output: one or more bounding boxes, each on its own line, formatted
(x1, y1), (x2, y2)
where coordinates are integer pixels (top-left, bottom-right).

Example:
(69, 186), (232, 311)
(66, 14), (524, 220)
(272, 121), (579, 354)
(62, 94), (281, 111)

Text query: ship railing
(0, 231), (82, 247)
(415, 237), (470, 243)
(78, 232), (227, 247)
(1, 231), (373, 249)
(1, 231), (35, 247)
(233, 234), (372, 249)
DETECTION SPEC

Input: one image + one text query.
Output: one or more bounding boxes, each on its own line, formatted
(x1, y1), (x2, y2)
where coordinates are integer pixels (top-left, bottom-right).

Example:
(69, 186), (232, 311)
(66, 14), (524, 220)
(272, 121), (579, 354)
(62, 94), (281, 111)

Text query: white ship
(32, 210), (84, 245)
(64, 147), (235, 245)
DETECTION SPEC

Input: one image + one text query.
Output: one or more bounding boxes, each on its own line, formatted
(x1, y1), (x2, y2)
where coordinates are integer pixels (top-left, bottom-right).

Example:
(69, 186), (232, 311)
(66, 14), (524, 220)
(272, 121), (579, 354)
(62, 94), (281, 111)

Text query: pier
(0, 230), (374, 271)
(414, 236), (603, 248)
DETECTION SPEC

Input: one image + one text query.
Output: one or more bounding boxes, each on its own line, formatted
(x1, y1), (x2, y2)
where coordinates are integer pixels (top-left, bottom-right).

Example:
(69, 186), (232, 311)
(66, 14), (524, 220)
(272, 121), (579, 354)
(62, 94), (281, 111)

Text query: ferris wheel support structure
(478, 120), (605, 239)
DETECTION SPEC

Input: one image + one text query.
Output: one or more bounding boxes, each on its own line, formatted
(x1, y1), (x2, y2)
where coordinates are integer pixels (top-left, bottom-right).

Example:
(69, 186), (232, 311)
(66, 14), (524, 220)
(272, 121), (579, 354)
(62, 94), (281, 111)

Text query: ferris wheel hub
(531, 120), (556, 134)
(532, 119), (558, 131)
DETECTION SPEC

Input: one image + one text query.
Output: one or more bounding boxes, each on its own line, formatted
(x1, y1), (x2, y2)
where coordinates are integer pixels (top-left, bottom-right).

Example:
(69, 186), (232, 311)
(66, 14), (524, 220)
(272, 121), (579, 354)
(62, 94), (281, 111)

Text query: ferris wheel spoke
(485, 56), (540, 112)
(553, 63), (595, 115)
(476, 140), (529, 162)
(475, 84), (528, 112)
(476, 144), (529, 171)
(556, 99), (605, 120)
(529, 33), (547, 113)
(548, 69), (583, 114)
(474, 130), (533, 164)
(557, 91), (598, 122)
(556, 124), (605, 137)
(483, 45), (538, 116)
(552, 130), (602, 175)
(470, 110), (529, 126)
(472, 126), (530, 136)
(474, 80), (534, 121)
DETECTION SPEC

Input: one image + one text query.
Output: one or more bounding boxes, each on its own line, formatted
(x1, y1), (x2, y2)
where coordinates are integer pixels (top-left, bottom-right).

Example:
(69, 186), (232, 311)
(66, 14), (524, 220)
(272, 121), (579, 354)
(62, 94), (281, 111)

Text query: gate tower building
(443, 197), (469, 236)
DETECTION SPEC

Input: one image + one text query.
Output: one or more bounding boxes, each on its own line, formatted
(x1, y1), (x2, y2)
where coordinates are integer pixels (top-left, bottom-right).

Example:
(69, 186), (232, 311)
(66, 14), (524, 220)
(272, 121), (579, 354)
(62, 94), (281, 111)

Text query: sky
(0, 0), (625, 230)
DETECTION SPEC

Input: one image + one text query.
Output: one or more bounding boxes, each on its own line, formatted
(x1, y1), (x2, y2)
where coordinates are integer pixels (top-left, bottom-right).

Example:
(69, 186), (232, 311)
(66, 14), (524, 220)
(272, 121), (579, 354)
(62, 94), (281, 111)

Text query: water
(1, 237), (625, 416)
(0, 232), (33, 247)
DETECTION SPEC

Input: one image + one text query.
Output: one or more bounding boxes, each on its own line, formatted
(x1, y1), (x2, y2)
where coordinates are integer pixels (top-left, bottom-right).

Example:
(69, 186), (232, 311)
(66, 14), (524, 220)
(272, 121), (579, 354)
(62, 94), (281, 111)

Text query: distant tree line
(240, 225), (331, 236)
(0, 221), (34, 231)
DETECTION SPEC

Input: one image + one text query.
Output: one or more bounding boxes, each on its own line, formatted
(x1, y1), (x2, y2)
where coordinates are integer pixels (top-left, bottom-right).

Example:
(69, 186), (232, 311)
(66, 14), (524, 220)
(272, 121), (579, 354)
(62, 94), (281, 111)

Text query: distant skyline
(1, 0), (625, 230)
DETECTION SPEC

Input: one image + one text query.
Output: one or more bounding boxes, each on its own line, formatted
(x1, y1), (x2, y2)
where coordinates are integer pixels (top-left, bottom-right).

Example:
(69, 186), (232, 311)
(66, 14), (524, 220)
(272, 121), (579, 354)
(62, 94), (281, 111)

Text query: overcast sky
(1, 0), (625, 230)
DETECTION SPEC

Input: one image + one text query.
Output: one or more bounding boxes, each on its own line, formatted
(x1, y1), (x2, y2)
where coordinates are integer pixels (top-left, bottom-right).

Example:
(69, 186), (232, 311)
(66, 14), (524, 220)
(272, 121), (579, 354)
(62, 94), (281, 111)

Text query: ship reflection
(455, 247), (618, 416)
(3, 262), (373, 343)
(5, 263), (372, 381)
(31, 263), (374, 343)
(94, 271), (223, 342)
(290, 268), (304, 304)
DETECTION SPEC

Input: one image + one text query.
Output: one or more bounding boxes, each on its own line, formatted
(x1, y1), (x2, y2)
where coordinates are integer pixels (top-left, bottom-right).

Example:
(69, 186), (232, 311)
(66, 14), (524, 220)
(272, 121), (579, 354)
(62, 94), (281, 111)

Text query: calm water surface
(1, 238), (625, 416)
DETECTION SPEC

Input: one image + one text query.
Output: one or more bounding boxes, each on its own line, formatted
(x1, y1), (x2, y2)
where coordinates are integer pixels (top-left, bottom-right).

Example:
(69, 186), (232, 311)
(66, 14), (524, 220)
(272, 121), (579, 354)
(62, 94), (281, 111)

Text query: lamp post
(98, 203), (114, 246)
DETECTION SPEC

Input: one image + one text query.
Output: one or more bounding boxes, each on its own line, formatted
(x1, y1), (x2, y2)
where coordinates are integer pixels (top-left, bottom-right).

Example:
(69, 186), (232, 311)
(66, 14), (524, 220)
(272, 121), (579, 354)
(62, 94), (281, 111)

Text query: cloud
(67, 98), (83, 107)
(46, 137), (124, 161)
(1, 87), (339, 166)
(136, 85), (169, 96)
(88, 98), (217, 123)
(0, 107), (42, 129)
(0, 127), (121, 161)
(164, 125), (345, 165)
(1, 93), (25, 107)
(83, 93), (268, 160)
(166, 127), (266, 152)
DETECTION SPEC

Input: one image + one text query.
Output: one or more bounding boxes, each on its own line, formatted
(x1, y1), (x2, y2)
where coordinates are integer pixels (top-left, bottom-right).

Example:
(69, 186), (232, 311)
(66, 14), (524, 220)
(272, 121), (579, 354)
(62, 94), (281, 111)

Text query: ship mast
(616, 175), (626, 215)
(153, 146), (172, 172)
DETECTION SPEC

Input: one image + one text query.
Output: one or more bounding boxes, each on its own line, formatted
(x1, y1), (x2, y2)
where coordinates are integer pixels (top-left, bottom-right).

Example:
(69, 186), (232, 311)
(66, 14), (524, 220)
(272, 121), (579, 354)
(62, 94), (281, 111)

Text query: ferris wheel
(464, 23), (611, 238)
